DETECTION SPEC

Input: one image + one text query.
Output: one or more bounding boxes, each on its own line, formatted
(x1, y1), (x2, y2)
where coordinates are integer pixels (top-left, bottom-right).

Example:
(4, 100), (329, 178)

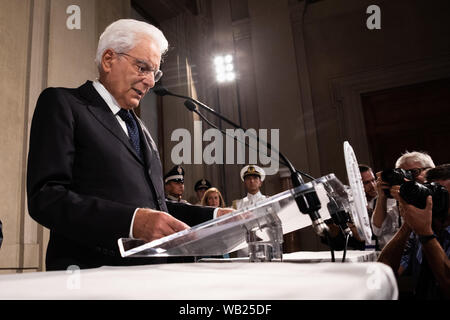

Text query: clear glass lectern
(118, 174), (352, 262)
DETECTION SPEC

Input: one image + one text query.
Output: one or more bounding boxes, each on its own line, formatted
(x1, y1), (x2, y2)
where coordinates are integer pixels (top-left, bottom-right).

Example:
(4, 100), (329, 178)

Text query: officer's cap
(240, 165), (265, 182)
(164, 165), (185, 184)
(194, 179), (212, 191)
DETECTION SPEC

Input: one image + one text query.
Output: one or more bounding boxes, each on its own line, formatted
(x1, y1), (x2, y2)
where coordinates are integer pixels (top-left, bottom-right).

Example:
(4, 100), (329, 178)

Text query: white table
(0, 253), (397, 300)
(283, 250), (379, 262)
(200, 250), (379, 263)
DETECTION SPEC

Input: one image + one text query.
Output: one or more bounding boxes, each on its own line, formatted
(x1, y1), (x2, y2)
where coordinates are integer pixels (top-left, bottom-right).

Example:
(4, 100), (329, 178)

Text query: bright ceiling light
(214, 56), (224, 66)
(217, 73), (226, 83)
(226, 72), (236, 81)
(214, 54), (236, 83)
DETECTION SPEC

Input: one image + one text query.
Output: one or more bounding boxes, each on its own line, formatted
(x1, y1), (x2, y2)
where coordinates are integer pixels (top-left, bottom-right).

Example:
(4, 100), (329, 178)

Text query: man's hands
(132, 207), (235, 243)
(375, 171), (391, 199)
(132, 208), (190, 242)
(391, 186), (434, 236)
(217, 208), (235, 217)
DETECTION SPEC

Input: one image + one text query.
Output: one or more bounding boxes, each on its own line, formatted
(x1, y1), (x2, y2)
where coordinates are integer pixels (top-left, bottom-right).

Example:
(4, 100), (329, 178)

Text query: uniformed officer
(164, 165), (189, 203)
(232, 165), (267, 210)
(194, 178), (212, 205)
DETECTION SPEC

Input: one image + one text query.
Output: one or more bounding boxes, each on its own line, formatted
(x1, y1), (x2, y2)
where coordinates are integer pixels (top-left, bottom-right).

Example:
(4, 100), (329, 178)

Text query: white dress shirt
(92, 80), (138, 238)
(370, 198), (401, 249)
(234, 191), (266, 210)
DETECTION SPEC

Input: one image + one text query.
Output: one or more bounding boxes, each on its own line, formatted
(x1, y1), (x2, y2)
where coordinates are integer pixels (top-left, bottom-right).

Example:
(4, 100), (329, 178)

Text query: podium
(119, 174), (356, 261)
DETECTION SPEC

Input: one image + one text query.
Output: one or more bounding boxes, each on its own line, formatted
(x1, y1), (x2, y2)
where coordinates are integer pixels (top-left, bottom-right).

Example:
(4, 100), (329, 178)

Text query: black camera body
(400, 181), (449, 222)
(380, 168), (414, 198)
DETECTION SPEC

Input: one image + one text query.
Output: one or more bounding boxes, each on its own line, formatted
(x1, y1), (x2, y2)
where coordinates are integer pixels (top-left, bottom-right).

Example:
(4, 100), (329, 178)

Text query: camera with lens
(400, 181), (449, 222)
(380, 168), (414, 198)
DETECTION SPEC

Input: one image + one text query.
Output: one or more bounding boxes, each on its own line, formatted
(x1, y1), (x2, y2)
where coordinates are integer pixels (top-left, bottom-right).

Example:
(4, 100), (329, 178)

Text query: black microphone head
(153, 86), (170, 96)
(184, 100), (197, 112)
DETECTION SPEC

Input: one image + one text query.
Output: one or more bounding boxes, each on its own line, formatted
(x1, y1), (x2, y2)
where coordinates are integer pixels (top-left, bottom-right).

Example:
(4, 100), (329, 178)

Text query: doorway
(362, 77), (450, 171)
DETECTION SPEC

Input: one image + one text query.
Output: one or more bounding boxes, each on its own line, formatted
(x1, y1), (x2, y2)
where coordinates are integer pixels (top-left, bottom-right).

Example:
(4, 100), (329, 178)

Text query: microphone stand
(153, 86), (329, 237)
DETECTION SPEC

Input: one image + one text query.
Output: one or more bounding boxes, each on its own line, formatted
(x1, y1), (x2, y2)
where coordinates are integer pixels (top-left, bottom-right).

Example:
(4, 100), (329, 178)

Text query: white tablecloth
(283, 250), (379, 262)
(0, 255), (397, 300)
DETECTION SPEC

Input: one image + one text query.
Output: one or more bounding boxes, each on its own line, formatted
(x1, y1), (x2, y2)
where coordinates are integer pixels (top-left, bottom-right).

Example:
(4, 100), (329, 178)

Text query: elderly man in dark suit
(27, 19), (231, 271)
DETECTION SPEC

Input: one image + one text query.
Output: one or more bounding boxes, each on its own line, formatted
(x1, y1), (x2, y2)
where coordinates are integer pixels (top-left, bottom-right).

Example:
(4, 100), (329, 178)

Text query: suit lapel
(78, 81), (144, 165)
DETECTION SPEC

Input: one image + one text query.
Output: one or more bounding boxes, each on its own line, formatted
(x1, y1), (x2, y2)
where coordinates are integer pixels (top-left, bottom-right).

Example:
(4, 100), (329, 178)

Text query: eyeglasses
(116, 52), (163, 82)
(362, 178), (376, 185)
(409, 167), (431, 177)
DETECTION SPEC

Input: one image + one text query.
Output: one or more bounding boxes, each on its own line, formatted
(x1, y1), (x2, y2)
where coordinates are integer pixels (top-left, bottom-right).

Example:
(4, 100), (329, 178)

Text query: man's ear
(101, 49), (115, 73)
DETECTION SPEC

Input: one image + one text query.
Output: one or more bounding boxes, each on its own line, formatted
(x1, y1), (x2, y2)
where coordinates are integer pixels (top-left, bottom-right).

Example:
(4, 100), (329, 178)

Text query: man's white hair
(395, 151), (435, 169)
(95, 19), (169, 70)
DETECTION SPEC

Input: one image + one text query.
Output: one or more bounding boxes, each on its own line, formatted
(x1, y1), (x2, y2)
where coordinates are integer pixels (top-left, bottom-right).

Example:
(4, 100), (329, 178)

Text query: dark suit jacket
(27, 81), (214, 270)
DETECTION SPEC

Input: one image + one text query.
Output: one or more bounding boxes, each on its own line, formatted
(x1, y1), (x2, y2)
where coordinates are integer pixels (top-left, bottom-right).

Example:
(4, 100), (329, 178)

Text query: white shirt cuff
(213, 208), (219, 219)
(129, 208), (140, 239)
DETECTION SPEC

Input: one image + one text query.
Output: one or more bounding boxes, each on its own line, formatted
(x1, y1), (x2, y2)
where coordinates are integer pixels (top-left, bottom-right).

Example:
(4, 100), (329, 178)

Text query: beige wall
(0, 0), (33, 272)
(0, 0), (130, 273)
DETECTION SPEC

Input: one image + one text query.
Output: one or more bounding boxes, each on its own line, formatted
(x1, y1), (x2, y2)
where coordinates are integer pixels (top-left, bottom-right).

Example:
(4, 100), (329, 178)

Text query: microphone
(327, 197), (352, 237)
(152, 86), (169, 96)
(153, 85), (329, 236)
(184, 100), (196, 112)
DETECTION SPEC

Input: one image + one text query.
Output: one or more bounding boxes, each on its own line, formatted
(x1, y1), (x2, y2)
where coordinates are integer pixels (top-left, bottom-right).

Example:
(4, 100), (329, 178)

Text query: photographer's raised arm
(421, 235), (450, 298)
(372, 171), (390, 229)
(377, 223), (412, 275)
(398, 196), (450, 297)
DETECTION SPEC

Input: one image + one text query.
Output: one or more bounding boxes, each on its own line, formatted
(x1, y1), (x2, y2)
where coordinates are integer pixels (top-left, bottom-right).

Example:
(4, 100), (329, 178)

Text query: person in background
(321, 164), (378, 251)
(201, 187), (231, 259)
(359, 164), (380, 250)
(372, 151), (435, 249)
(378, 164), (450, 299)
(201, 187), (226, 208)
(164, 165), (189, 204)
(232, 165), (267, 210)
(231, 165), (267, 258)
(426, 164), (450, 191)
(360, 164), (377, 210)
(194, 179), (212, 205)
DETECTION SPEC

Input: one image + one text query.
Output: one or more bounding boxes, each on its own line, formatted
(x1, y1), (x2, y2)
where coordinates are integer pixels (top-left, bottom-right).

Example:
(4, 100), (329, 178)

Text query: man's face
(244, 175), (262, 194)
(430, 179), (450, 216)
(196, 188), (207, 201)
(102, 37), (161, 109)
(400, 161), (430, 183)
(361, 169), (377, 201)
(165, 181), (184, 198)
(433, 179), (450, 192)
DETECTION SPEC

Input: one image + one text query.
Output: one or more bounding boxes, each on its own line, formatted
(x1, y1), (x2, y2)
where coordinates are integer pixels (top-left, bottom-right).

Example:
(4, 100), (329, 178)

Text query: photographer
(320, 164), (377, 251)
(372, 151), (435, 249)
(378, 164), (450, 299)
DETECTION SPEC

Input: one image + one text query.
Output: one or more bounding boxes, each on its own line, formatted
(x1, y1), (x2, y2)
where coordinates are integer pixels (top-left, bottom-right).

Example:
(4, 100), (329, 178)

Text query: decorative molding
(232, 18), (251, 41)
(288, 2), (322, 178)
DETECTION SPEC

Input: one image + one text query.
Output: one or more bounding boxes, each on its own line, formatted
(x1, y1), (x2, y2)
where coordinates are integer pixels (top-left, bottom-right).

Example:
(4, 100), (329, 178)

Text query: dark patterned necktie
(117, 109), (142, 160)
